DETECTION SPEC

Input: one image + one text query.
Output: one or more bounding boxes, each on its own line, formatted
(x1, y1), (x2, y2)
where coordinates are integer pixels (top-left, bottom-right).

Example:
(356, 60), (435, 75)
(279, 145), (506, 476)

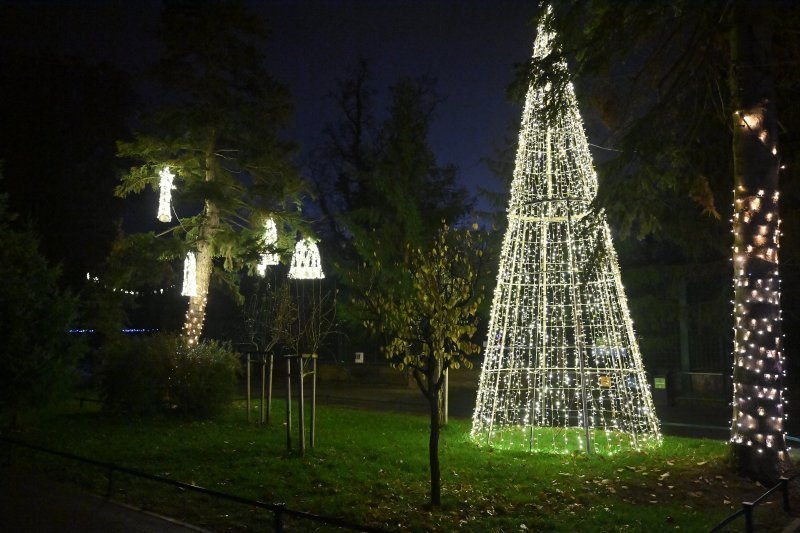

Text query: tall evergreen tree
(313, 63), (472, 329)
(116, 0), (304, 346)
(532, 0), (799, 481)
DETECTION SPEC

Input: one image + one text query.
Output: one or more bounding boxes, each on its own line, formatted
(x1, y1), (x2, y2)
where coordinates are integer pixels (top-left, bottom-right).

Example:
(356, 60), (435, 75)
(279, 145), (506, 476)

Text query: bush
(98, 334), (175, 415)
(0, 195), (83, 426)
(99, 334), (238, 418)
(169, 340), (239, 417)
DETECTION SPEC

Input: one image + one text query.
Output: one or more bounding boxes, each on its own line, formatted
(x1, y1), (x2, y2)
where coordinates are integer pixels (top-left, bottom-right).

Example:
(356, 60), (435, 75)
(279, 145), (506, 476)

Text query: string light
(256, 217), (280, 276)
(729, 100), (788, 459)
(86, 272), (173, 295)
(182, 294), (207, 347)
(157, 167), (175, 223)
(181, 251), (197, 297)
(288, 237), (325, 280)
(471, 9), (661, 454)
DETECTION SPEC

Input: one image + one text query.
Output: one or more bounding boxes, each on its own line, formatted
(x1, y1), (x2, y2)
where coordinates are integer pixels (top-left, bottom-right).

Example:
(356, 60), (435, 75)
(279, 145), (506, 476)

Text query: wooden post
(443, 367), (449, 426)
(311, 355), (317, 448)
(246, 353), (251, 423)
(285, 357), (292, 451)
(298, 355), (306, 456)
(267, 353), (273, 425)
(260, 354), (266, 425)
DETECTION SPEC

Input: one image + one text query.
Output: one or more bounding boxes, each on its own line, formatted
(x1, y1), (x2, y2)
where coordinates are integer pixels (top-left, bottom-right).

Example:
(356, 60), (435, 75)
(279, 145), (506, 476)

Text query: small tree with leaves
(365, 224), (486, 507)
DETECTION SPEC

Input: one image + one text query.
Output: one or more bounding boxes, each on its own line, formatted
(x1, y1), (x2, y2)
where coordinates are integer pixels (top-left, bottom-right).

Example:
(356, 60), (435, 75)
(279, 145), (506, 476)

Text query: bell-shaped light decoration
(181, 251), (197, 297)
(157, 167), (175, 223)
(256, 218), (280, 276)
(288, 237), (325, 280)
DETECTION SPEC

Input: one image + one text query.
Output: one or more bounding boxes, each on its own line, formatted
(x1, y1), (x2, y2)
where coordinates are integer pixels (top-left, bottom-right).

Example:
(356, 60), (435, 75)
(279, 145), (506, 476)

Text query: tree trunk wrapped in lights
(729, 0), (790, 481)
(471, 12), (661, 454)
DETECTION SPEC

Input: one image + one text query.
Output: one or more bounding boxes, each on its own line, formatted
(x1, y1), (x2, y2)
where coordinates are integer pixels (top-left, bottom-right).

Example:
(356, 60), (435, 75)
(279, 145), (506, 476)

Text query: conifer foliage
(116, 0), (304, 346)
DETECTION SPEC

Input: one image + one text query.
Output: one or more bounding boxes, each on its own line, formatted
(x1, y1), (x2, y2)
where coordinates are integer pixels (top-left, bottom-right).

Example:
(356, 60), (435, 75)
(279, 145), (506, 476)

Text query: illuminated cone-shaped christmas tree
(471, 13), (661, 454)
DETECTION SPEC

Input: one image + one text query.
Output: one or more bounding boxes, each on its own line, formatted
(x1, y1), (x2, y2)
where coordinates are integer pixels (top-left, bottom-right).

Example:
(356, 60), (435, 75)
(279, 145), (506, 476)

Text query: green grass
(2, 399), (789, 531)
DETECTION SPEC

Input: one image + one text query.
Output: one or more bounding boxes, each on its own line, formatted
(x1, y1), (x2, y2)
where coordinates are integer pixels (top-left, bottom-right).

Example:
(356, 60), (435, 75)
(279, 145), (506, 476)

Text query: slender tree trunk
(183, 144), (219, 346)
(729, 0), (790, 483)
(413, 360), (442, 507)
(428, 382), (442, 507)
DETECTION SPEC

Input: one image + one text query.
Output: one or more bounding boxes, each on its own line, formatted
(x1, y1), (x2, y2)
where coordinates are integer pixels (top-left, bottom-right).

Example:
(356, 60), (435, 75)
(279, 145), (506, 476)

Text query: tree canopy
(313, 61), (473, 334)
(115, 0), (306, 344)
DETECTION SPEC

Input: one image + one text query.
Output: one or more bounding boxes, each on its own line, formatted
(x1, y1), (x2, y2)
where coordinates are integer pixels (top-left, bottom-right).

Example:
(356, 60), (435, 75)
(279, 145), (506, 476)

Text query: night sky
(0, 0), (547, 290)
(1, 0), (541, 203)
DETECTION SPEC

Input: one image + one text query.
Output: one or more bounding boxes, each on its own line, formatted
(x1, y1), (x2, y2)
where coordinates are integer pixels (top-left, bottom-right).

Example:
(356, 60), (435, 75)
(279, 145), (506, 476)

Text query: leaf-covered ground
(3, 400), (795, 531)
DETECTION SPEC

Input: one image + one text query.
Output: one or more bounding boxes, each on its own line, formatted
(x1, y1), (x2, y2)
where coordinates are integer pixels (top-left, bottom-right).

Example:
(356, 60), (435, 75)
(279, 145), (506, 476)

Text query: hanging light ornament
(256, 217), (280, 276)
(288, 237), (324, 280)
(181, 251), (197, 297)
(157, 167), (175, 223)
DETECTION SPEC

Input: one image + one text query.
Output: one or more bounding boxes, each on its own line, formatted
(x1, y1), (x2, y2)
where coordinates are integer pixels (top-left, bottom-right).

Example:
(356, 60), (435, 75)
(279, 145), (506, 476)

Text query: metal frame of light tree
(471, 12), (661, 454)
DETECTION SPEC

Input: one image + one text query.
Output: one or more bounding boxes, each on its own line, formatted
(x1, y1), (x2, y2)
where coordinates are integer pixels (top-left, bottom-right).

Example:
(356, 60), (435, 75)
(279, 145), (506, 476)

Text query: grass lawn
(1, 398), (791, 531)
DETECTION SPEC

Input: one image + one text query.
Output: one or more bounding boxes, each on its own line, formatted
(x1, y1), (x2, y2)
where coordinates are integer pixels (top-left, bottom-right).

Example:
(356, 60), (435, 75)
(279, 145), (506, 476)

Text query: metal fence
(0, 435), (385, 532)
(711, 471), (800, 532)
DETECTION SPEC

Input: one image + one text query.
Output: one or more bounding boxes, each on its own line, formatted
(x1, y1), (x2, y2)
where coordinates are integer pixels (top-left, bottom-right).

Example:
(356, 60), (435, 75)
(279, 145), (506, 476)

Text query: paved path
(0, 462), (207, 533)
(314, 381), (737, 440)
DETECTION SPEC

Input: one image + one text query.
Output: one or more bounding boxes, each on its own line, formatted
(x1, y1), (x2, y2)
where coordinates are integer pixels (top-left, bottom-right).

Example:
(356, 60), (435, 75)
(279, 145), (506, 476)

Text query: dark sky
(1, 0), (540, 203)
(262, 0), (540, 197)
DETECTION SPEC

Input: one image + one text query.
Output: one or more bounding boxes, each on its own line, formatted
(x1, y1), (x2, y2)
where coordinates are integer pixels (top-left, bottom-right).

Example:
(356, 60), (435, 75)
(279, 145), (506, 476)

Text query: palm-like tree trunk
(729, 0), (790, 482)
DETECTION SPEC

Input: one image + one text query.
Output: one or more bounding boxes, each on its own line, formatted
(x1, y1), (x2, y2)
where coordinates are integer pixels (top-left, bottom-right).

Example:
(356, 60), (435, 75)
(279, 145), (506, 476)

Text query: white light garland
(288, 237), (325, 280)
(256, 217), (280, 276)
(181, 251), (197, 297)
(471, 10), (661, 454)
(729, 104), (788, 459)
(157, 167), (175, 223)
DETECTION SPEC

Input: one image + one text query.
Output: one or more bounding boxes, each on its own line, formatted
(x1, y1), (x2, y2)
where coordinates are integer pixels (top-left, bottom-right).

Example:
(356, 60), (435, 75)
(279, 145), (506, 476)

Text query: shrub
(169, 340), (239, 417)
(98, 334), (175, 416)
(0, 195), (83, 426)
(99, 334), (238, 418)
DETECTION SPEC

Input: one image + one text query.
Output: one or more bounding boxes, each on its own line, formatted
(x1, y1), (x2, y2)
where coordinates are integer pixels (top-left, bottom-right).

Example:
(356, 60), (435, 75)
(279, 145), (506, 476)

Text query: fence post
(743, 501), (754, 533)
(273, 503), (286, 532)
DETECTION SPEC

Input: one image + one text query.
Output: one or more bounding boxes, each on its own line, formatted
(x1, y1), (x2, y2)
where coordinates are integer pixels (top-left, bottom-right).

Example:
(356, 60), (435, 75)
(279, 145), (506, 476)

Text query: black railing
(711, 471), (800, 532)
(0, 434), (384, 532)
